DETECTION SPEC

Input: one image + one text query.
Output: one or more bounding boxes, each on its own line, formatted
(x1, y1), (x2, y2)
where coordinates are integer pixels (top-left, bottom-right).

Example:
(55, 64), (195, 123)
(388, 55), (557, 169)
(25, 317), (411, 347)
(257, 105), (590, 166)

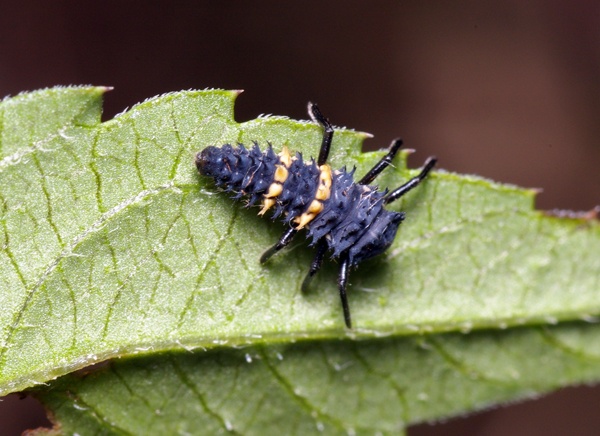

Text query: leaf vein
(177, 207), (239, 329)
(0, 182), (177, 371)
(259, 347), (347, 432)
(170, 356), (241, 434)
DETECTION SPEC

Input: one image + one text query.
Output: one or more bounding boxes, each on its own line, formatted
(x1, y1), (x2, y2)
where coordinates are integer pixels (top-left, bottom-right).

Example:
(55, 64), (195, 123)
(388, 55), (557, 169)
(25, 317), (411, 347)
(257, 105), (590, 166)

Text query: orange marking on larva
(308, 199), (323, 214)
(265, 182), (283, 198)
(294, 212), (316, 230)
(315, 164), (332, 201)
(278, 146), (292, 167)
(274, 164), (288, 183)
(294, 200), (323, 229)
(259, 198), (276, 215)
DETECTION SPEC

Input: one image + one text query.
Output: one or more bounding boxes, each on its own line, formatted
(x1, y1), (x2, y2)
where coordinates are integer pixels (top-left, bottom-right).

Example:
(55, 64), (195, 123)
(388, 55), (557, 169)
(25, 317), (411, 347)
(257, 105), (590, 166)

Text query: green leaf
(1, 87), (599, 433)
(35, 323), (600, 435)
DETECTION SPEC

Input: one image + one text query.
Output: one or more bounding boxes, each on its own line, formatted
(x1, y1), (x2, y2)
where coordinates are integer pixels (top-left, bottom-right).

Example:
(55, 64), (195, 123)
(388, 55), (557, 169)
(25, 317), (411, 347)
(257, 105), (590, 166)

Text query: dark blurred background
(1, 1), (598, 435)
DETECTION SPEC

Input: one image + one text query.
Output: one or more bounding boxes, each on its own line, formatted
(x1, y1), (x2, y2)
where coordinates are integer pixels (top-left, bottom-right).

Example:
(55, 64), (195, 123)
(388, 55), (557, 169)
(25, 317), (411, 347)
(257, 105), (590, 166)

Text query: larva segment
(293, 164), (332, 229)
(259, 148), (293, 215)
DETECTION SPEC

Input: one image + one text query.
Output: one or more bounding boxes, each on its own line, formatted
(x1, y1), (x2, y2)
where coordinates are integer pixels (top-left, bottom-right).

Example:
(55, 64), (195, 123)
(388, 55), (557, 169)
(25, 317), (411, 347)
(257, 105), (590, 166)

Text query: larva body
(196, 143), (404, 266)
(196, 103), (436, 328)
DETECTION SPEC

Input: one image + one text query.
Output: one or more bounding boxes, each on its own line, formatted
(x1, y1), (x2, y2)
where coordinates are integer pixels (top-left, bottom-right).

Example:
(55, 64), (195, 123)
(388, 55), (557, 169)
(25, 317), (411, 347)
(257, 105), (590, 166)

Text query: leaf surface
(37, 323), (600, 435)
(0, 87), (599, 433)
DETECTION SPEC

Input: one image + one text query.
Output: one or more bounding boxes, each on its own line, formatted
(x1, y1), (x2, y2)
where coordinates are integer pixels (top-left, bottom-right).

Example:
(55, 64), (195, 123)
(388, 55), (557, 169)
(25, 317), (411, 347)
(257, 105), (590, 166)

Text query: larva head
(195, 146), (223, 178)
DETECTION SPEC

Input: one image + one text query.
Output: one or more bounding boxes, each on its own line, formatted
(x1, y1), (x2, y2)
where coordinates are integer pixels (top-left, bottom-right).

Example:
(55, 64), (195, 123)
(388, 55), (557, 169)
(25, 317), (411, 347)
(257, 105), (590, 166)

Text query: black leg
(338, 254), (352, 328)
(384, 156), (437, 205)
(358, 138), (404, 185)
(260, 227), (298, 264)
(308, 103), (334, 166)
(301, 238), (328, 292)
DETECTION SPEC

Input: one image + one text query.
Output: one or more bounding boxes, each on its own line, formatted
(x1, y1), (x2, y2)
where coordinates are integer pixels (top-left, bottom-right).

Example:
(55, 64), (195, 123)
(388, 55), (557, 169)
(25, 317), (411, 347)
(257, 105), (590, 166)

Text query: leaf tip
(96, 85), (114, 93)
(356, 131), (374, 139)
